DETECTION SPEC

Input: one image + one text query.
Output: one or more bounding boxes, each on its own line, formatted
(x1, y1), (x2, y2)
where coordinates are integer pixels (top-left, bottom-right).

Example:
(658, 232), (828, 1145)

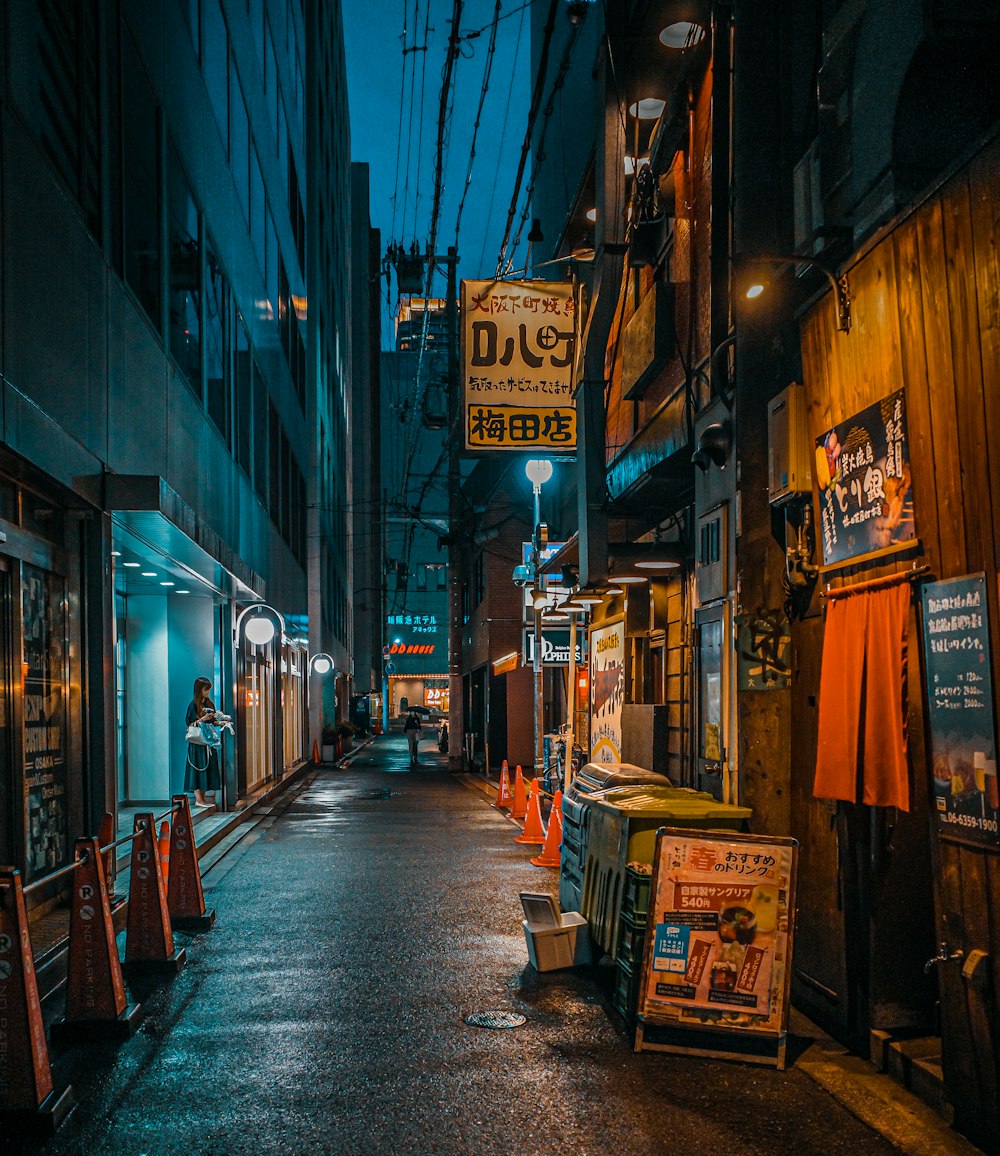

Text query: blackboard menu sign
(815, 389), (915, 566)
(920, 574), (1000, 845)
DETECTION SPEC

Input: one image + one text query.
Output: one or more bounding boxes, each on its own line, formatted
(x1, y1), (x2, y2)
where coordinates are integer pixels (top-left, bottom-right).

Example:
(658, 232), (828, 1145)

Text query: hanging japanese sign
(589, 619), (624, 762)
(920, 574), (1000, 845)
(814, 388), (915, 566)
(461, 279), (577, 452)
(736, 611), (791, 690)
(636, 829), (798, 1069)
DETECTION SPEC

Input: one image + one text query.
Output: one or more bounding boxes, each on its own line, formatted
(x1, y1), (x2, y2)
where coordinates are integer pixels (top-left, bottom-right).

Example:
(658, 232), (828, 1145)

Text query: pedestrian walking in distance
(186, 676), (222, 806)
(404, 710), (422, 765)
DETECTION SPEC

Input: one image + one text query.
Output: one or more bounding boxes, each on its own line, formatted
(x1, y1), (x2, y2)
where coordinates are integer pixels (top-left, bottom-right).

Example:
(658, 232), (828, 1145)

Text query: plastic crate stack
(612, 863), (652, 1024)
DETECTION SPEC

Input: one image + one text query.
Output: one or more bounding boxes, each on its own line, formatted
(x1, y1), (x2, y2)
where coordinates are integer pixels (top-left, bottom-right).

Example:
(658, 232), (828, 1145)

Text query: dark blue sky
(341, 0), (531, 337)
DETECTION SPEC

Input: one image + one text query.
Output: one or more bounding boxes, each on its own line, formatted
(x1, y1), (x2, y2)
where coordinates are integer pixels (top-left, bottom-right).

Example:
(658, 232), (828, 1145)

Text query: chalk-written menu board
(920, 574), (1000, 845)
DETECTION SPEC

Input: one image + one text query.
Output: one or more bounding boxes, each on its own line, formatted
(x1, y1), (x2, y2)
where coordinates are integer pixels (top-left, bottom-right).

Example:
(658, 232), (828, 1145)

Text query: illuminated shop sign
(461, 279), (578, 453)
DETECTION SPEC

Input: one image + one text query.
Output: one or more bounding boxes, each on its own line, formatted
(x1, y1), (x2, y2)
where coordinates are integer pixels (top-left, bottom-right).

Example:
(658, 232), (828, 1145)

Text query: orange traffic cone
(313, 738), (320, 764)
(531, 806), (563, 867)
(493, 763), (512, 809)
(552, 789), (563, 821)
(515, 780), (547, 845)
(158, 821), (171, 890)
(510, 765), (528, 820)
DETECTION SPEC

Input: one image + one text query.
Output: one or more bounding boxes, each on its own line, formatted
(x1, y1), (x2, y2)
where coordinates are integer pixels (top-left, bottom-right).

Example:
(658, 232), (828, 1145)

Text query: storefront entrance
(112, 530), (227, 806)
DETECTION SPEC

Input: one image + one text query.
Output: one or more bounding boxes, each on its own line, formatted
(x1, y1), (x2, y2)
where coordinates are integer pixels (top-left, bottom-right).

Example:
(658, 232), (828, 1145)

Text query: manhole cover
(464, 1011), (526, 1030)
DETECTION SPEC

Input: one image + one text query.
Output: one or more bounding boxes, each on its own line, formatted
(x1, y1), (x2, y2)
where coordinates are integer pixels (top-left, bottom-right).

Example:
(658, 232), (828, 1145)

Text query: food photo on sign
(920, 574), (1000, 844)
(643, 835), (795, 1031)
(814, 388), (915, 566)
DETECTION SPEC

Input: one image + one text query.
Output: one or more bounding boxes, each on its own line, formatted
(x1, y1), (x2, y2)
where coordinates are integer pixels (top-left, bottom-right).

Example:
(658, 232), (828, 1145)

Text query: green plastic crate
(621, 865), (652, 920)
(612, 956), (643, 1024)
(615, 909), (648, 969)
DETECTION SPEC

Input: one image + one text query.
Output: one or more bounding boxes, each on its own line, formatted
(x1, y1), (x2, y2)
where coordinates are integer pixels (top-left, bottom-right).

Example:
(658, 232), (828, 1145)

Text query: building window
(230, 67), (250, 224)
(234, 312), (253, 477)
(167, 143), (201, 391)
(205, 239), (230, 439)
(121, 29), (161, 330)
(203, 0), (229, 153)
(9, 0), (102, 238)
(250, 145), (266, 275)
(252, 357), (269, 505)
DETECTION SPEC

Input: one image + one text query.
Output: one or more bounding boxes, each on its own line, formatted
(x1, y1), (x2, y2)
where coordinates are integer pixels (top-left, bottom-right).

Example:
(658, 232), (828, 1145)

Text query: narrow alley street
(22, 734), (904, 1156)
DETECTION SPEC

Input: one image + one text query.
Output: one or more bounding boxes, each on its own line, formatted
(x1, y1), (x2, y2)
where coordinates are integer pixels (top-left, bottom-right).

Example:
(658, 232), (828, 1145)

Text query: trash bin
(581, 786), (753, 958)
(559, 763), (674, 914)
(519, 892), (592, 971)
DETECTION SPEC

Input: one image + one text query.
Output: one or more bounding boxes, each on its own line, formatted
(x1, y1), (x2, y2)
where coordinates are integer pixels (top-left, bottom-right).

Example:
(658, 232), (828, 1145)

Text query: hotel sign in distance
(461, 279), (577, 452)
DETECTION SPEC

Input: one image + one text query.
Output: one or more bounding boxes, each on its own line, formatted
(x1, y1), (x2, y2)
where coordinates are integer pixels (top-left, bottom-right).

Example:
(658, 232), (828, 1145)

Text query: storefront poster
(920, 574), (1000, 844)
(461, 280), (577, 452)
(815, 389), (915, 566)
(22, 563), (69, 880)
(589, 620), (624, 762)
(640, 831), (797, 1036)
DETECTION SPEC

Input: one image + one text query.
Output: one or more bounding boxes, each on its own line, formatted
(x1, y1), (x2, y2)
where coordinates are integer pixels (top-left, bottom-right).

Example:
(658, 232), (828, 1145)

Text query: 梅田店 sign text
(461, 279), (577, 452)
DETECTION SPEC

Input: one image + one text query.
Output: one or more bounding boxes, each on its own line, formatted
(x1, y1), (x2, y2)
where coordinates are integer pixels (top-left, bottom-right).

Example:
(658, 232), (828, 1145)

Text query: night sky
(341, 0), (531, 343)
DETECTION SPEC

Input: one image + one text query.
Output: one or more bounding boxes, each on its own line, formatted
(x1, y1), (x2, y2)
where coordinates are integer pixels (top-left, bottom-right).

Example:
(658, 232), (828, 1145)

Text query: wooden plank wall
(799, 133), (1000, 1140)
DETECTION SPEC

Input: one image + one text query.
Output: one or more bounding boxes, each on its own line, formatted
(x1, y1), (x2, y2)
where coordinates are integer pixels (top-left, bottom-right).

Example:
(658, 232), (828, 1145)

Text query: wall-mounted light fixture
(692, 421), (732, 472)
(564, 0), (596, 25)
(309, 653), (336, 677)
(235, 602), (285, 648)
(740, 254), (851, 333)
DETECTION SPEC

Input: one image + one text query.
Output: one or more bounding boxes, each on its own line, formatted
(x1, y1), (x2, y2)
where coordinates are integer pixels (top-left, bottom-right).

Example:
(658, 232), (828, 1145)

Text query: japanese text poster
(640, 831), (797, 1036)
(814, 388), (915, 566)
(920, 574), (1000, 844)
(22, 563), (69, 881)
(589, 620), (624, 762)
(461, 279), (577, 452)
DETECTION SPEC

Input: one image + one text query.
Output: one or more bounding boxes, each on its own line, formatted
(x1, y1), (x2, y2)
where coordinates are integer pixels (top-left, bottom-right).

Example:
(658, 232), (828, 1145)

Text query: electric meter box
(768, 383), (812, 505)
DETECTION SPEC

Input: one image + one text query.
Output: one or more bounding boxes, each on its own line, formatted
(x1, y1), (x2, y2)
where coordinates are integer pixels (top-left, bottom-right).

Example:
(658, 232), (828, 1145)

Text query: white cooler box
(520, 892), (592, 972)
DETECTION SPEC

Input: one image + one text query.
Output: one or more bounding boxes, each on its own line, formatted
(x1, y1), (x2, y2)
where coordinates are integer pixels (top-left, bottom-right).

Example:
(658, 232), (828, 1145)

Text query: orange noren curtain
(814, 581), (910, 811)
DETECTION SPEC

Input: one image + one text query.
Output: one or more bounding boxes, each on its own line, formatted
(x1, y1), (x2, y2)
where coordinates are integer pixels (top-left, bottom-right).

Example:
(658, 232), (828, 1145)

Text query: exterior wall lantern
(234, 602), (285, 648)
(740, 254), (852, 333)
(309, 653), (335, 676)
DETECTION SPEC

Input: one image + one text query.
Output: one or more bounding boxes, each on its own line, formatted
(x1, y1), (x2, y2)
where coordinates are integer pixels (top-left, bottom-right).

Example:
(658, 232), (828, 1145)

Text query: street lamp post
(525, 459), (553, 783)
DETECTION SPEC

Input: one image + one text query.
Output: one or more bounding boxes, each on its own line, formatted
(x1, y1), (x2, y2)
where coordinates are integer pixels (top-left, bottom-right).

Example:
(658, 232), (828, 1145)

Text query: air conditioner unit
(768, 383), (812, 506)
(793, 140), (824, 258)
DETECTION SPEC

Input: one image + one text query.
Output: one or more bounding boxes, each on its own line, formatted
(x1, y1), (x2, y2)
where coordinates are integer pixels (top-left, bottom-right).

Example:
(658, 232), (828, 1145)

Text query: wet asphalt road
(23, 734), (895, 1155)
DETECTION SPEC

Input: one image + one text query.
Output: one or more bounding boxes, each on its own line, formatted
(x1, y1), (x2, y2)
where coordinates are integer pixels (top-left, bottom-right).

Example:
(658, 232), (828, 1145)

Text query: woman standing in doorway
(186, 676), (221, 807)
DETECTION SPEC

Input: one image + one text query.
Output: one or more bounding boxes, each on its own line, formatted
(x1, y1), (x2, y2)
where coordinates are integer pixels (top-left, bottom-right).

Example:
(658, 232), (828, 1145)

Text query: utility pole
(445, 246), (465, 771)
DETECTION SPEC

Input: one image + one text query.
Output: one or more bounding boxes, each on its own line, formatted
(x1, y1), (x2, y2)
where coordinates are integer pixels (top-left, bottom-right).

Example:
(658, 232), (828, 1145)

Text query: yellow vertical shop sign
(461, 279), (577, 452)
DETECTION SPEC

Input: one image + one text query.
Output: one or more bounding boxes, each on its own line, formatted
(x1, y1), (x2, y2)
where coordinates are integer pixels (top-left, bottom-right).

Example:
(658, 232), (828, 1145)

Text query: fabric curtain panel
(814, 580), (910, 811)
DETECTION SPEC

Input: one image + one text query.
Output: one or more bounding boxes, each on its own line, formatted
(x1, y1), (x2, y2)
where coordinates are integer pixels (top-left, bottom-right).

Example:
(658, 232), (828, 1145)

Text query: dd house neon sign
(387, 641), (436, 656)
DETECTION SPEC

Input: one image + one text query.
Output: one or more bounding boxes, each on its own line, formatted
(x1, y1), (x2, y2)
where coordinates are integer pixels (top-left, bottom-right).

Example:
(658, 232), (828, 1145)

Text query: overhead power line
(453, 0), (502, 248)
(400, 0), (465, 501)
(506, 19), (582, 265)
(494, 0), (561, 275)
